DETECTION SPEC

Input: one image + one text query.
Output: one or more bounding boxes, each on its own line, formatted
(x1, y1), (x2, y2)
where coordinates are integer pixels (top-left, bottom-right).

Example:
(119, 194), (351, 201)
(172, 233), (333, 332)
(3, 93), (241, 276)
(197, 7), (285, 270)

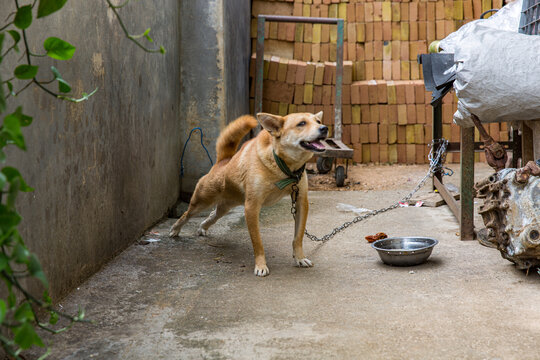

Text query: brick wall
(250, 0), (509, 164)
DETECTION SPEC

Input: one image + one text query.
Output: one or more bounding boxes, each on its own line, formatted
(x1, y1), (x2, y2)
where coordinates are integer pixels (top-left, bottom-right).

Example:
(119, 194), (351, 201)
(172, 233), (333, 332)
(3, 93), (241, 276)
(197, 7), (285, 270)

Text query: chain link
(291, 139), (449, 243)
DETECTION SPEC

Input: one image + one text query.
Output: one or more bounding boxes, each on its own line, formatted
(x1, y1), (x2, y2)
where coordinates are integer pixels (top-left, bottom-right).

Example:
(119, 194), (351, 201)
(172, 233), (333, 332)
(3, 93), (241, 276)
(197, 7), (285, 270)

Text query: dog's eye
(297, 121), (306, 127)
(316, 120), (321, 124)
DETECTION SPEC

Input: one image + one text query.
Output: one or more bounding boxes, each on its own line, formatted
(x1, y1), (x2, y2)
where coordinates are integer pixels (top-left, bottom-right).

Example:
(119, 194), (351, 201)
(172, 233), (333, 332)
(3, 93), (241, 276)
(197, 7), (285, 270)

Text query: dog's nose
(319, 125), (328, 135)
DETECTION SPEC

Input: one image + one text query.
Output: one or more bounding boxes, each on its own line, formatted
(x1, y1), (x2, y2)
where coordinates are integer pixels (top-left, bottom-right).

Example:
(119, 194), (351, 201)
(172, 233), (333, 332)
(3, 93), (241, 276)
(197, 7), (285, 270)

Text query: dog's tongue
(309, 140), (325, 150)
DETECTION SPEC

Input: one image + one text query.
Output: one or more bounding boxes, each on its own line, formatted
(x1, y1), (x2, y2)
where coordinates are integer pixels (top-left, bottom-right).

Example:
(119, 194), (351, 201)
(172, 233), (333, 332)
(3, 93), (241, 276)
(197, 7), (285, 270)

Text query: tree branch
(105, 0), (164, 54)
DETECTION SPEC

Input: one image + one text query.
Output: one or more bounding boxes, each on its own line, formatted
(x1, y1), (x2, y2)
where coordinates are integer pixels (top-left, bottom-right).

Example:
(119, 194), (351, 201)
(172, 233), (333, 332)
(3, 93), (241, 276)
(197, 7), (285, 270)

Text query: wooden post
(460, 126), (475, 240)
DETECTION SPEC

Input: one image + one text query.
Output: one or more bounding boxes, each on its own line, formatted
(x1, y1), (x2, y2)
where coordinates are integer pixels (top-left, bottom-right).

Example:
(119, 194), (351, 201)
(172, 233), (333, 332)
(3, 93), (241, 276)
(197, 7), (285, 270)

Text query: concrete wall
(179, 0), (251, 197)
(1, 0), (250, 299)
(2, 1), (182, 298)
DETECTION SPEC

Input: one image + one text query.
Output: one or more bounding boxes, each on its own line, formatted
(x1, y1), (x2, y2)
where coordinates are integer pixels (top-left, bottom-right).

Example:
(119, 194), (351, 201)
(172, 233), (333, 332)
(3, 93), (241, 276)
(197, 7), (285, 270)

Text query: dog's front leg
(245, 200), (269, 277)
(293, 183), (313, 268)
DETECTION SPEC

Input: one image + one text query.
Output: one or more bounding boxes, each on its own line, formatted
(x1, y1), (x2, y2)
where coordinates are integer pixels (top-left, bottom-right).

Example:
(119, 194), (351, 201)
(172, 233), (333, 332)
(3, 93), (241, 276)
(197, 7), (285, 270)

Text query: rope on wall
(180, 127), (214, 177)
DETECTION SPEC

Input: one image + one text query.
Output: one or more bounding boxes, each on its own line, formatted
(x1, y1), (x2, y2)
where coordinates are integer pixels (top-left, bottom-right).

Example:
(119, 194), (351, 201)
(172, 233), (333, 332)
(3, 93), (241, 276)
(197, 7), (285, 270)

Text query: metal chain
(291, 139), (449, 243)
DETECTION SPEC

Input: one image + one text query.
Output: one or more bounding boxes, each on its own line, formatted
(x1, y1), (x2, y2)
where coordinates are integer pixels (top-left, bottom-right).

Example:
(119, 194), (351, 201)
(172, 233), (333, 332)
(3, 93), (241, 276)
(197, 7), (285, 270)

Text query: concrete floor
(31, 166), (540, 359)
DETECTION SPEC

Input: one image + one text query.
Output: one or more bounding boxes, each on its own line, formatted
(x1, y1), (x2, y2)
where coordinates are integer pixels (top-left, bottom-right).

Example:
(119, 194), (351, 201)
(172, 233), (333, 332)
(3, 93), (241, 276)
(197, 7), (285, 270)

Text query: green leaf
(159, 46), (166, 54)
(0, 253), (8, 272)
(7, 30), (21, 52)
(0, 300), (6, 324)
(42, 290), (52, 304)
(14, 242), (30, 263)
(14, 5), (33, 30)
(51, 66), (71, 93)
(37, 0), (68, 18)
(0, 172), (6, 190)
(144, 28), (153, 43)
(28, 254), (48, 287)
(57, 78), (71, 93)
(14, 64), (39, 80)
(14, 303), (34, 322)
(0, 206), (21, 235)
(7, 177), (20, 209)
(3, 113), (26, 150)
(44, 37), (75, 60)
(2, 167), (33, 192)
(7, 30), (21, 44)
(7, 291), (16, 308)
(49, 311), (58, 325)
(12, 106), (33, 127)
(7, 81), (14, 96)
(0, 150), (6, 163)
(0, 74), (5, 114)
(76, 307), (85, 321)
(14, 322), (45, 349)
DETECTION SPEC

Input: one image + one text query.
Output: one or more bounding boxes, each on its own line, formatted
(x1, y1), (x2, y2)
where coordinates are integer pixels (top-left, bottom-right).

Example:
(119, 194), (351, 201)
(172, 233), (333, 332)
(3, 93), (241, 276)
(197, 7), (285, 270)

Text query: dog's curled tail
(216, 115), (259, 162)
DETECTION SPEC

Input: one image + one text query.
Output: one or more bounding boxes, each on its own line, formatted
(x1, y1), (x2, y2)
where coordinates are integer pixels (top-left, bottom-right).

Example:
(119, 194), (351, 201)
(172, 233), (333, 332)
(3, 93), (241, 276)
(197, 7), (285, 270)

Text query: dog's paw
(254, 265), (270, 277)
(295, 257), (314, 268)
(169, 228), (180, 238)
(197, 228), (207, 236)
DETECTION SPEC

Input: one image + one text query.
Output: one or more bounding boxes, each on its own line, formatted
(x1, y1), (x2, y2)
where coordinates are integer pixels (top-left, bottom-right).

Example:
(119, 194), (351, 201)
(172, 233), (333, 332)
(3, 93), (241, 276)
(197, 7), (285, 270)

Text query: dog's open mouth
(300, 139), (326, 152)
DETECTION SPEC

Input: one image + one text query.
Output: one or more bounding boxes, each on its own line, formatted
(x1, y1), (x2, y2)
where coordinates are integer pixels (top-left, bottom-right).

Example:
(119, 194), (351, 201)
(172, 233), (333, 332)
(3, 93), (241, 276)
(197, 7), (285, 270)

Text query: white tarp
(439, 0), (540, 127)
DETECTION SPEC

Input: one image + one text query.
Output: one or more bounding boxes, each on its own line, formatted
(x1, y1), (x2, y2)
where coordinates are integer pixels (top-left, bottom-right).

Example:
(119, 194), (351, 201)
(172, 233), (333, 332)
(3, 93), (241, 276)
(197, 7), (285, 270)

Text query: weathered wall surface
(2, 1), (182, 298)
(179, 0), (251, 197)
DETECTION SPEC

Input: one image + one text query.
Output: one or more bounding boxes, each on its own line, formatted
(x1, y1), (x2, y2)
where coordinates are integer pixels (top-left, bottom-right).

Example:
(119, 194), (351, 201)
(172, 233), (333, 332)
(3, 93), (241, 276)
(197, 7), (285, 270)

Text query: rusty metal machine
(475, 160), (540, 269)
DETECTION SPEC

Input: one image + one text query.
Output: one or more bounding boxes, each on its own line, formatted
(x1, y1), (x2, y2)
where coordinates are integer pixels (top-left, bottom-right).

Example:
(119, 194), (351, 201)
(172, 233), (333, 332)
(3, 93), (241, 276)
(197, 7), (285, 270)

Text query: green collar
(273, 150), (306, 190)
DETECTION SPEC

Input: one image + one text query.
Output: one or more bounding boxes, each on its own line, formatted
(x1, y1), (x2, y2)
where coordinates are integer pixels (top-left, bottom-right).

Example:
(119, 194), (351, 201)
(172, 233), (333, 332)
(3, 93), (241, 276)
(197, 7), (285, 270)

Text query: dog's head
(257, 111), (328, 160)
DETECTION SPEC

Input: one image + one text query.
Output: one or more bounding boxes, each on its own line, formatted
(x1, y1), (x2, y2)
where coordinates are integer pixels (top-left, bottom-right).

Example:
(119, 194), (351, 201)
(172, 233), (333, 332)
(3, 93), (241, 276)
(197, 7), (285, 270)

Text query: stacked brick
(250, 0), (507, 164)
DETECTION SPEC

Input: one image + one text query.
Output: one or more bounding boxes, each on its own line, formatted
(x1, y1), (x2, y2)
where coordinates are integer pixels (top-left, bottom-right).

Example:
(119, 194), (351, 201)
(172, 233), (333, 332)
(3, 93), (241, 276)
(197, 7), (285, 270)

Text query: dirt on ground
(306, 163), (443, 191)
(306, 162), (495, 191)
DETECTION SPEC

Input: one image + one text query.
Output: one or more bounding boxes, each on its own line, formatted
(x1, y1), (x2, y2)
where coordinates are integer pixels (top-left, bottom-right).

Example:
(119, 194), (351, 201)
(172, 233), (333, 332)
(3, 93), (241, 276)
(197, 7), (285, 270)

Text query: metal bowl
(371, 237), (438, 266)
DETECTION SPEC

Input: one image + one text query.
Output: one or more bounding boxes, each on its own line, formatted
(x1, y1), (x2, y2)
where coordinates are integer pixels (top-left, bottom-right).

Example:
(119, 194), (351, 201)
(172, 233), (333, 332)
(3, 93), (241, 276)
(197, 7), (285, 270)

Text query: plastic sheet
(439, 0), (540, 127)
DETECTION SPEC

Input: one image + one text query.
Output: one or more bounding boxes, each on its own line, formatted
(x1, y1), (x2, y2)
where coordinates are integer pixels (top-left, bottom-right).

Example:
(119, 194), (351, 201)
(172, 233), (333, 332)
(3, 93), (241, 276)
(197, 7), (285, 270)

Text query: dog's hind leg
(169, 182), (216, 237)
(197, 203), (233, 236)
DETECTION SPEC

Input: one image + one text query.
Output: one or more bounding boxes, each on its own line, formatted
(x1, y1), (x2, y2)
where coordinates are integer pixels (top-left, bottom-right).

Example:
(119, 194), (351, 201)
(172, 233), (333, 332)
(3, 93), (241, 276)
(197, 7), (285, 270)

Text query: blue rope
(180, 127), (214, 177)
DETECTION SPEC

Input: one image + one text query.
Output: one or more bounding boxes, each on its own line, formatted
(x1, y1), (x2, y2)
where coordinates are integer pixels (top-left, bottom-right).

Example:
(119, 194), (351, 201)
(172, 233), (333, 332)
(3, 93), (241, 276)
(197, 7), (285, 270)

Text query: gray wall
(179, 0), (251, 197)
(1, 0), (250, 300)
(2, 1), (182, 298)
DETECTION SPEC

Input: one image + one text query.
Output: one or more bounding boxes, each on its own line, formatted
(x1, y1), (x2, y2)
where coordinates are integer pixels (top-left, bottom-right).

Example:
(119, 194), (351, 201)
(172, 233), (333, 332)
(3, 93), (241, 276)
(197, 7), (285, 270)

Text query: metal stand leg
(460, 126), (475, 240)
(432, 104), (443, 190)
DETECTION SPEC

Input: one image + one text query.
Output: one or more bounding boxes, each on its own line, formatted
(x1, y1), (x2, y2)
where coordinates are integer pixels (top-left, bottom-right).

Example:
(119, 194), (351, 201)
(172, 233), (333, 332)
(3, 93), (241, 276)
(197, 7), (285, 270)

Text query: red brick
(268, 56), (280, 81)
(359, 82), (369, 105)
(360, 124), (370, 144)
(294, 85), (304, 105)
(295, 61), (307, 85)
(397, 144), (407, 163)
(377, 80), (387, 103)
(343, 105), (352, 125)
(368, 80), (378, 104)
(368, 123), (378, 143)
(351, 83), (361, 104)
(370, 144), (380, 163)
(416, 104), (426, 124)
(322, 85), (333, 105)
(323, 61), (334, 85)
(286, 60), (298, 84)
(379, 124), (388, 144)
(407, 104), (416, 124)
(342, 84), (351, 105)
(351, 124), (361, 144)
(343, 61), (353, 84)
(405, 83), (416, 104)
(353, 144), (363, 163)
(313, 85), (323, 105)
(395, 82), (406, 104)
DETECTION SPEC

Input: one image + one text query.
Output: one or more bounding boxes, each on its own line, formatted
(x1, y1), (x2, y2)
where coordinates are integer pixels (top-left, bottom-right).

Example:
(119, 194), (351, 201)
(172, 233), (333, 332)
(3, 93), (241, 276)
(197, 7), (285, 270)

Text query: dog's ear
(257, 113), (284, 137)
(314, 111), (323, 122)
